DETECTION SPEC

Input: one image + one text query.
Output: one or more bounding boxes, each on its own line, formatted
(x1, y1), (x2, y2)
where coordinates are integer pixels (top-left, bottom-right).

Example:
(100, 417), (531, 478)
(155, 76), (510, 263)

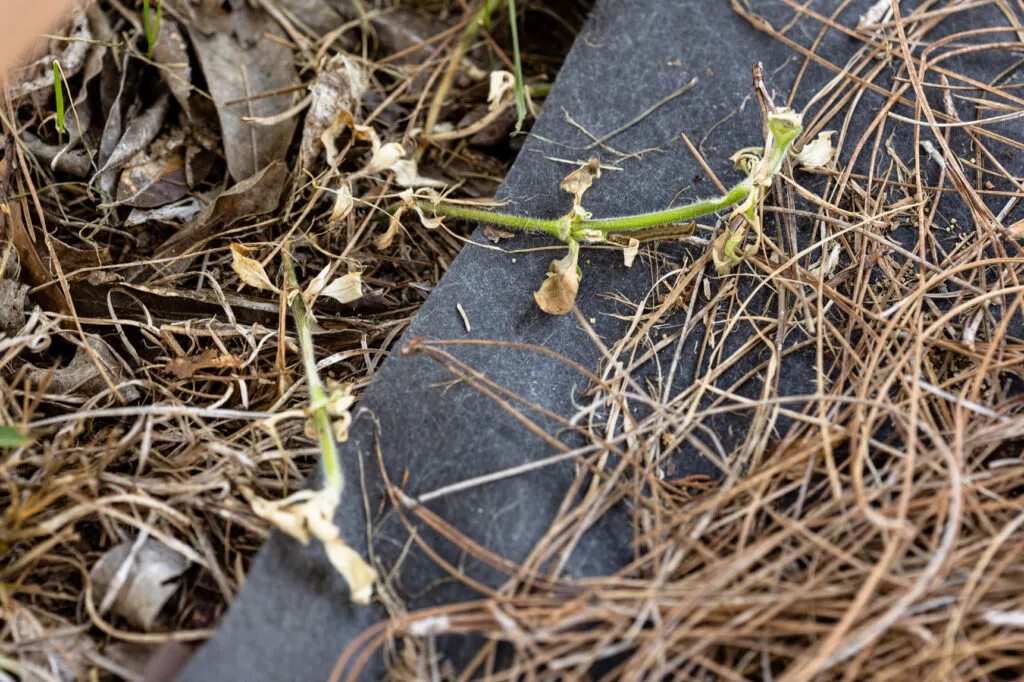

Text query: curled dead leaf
(230, 244), (279, 293)
(623, 237), (640, 267)
(391, 159), (446, 188)
(28, 335), (140, 402)
(376, 207), (404, 249)
(365, 142), (406, 174)
(487, 70), (516, 110)
(302, 54), (368, 171)
(793, 131), (837, 170)
(321, 272), (363, 305)
(560, 157), (601, 219)
(330, 183), (353, 222)
(246, 486), (376, 604)
(533, 243), (580, 315)
(90, 538), (190, 631)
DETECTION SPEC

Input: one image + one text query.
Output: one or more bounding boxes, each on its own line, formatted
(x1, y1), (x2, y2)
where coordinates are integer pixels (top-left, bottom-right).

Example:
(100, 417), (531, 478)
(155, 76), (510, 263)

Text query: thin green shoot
(52, 61), (65, 140)
(142, 0), (161, 58)
(282, 251), (343, 493)
(0, 425), (33, 448)
(507, 0), (527, 133)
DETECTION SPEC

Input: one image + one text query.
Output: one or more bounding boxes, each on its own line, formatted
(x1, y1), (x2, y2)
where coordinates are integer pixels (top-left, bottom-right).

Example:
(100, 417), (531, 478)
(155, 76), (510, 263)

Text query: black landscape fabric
(175, 1), (1023, 680)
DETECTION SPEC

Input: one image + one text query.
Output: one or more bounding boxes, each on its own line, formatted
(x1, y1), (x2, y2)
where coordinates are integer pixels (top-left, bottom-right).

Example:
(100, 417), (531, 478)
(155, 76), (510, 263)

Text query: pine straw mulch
(332, 2), (1024, 682)
(0, 0), (586, 679)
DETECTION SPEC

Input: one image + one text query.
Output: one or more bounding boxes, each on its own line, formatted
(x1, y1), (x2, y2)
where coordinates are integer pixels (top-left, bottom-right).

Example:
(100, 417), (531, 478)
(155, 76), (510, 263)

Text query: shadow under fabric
(174, 1), (1024, 680)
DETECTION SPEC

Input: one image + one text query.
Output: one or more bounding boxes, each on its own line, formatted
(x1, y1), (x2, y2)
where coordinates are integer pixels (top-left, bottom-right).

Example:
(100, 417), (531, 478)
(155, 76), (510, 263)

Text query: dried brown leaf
(165, 348), (244, 379)
(560, 157), (601, 218)
(534, 245), (580, 315)
(152, 20), (193, 118)
(301, 54), (367, 171)
(186, 1), (299, 181)
(230, 243), (279, 293)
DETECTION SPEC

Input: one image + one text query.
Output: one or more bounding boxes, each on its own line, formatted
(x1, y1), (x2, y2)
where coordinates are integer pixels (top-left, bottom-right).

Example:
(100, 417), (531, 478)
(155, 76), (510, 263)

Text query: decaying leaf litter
(0, 0), (585, 677)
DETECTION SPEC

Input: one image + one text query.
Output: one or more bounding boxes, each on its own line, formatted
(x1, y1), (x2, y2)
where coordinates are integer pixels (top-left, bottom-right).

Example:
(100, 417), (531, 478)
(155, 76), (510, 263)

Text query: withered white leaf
(364, 142), (406, 174)
(487, 70), (516, 110)
(623, 238), (640, 268)
(400, 188), (446, 229)
(560, 157), (601, 218)
(330, 183), (353, 222)
(90, 538), (190, 631)
(302, 263), (334, 307)
(794, 131), (837, 170)
(391, 159), (446, 189)
(534, 245), (580, 315)
(230, 243), (279, 293)
(321, 272), (363, 304)
(857, 0), (890, 30)
(246, 487), (377, 604)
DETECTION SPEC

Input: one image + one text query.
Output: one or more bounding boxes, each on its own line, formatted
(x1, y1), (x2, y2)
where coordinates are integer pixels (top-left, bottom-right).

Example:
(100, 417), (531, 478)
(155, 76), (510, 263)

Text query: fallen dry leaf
(90, 537), (190, 631)
(152, 19), (193, 118)
(95, 92), (171, 182)
(116, 146), (189, 208)
(301, 54), (368, 171)
(165, 348), (244, 379)
(230, 243), (279, 293)
(534, 244), (580, 315)
(158, 161), (288, 256)
(186, 0), (300, 181)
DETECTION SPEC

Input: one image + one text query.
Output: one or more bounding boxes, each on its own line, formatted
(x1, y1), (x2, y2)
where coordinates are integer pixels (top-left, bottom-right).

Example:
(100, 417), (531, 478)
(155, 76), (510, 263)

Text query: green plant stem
(579, 179), (752, 233)
(283, 252), (343, 493)
(418, 201), (565, 238)
(507, 0), (527, 132)
(416, 178), (752, 239)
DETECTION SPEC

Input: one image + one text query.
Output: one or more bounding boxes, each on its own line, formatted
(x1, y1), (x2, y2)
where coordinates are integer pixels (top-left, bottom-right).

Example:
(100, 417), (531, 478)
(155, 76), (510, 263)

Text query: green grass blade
(0, 425), (33, 448)
(52, 61), (65, 137)
(507, 0), (527, 133)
